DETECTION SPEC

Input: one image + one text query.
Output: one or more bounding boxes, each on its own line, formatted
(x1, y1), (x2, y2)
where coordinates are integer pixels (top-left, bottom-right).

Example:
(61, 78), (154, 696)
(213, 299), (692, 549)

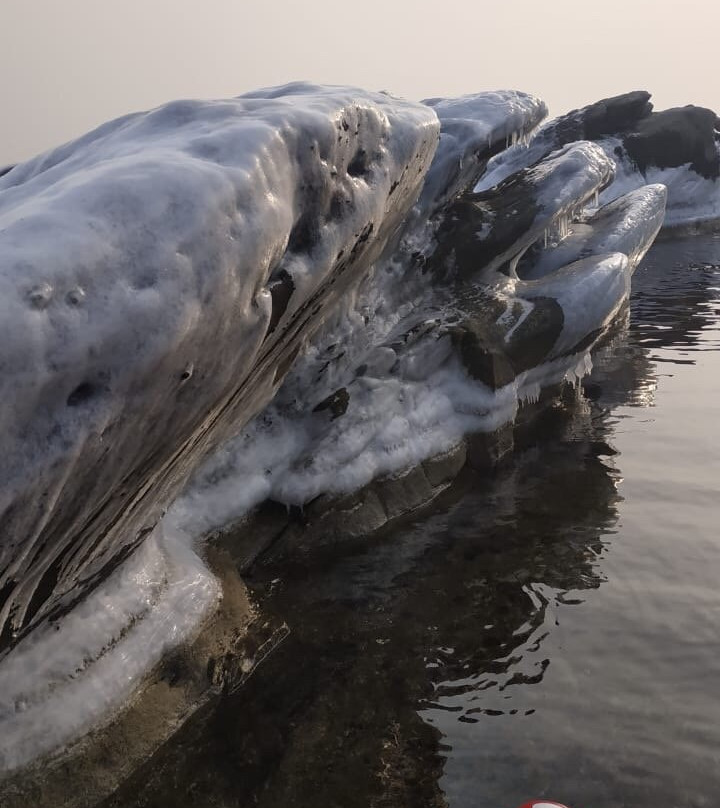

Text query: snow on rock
(0, 82), (672, 772)
(417, 91), (547, 215)
(476, 92), (720, 231)
(0, 83), (439, 656)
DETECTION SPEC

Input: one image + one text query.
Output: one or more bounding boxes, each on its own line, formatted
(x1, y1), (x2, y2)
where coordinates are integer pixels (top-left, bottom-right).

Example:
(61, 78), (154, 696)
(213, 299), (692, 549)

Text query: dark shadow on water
(104, 237), (720, 808)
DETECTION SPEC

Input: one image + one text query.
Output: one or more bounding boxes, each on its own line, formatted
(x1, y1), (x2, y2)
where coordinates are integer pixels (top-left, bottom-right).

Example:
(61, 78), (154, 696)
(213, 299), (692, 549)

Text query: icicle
(554, 213), (572, 242)
(544, 228), (549, 249)
(508, 243), (529, 279)
(593, 189), (599, 208)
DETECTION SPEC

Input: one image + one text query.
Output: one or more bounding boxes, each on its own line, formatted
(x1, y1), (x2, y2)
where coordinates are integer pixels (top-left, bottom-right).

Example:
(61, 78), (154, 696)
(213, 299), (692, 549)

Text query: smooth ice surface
(476, 125), (720, 230)
(520, 253), (631, 357)
(475, 142), (615, 279)
(0, 524), (219, 771)
(475, 133), (557, 192)
(523, 185), (667, 279)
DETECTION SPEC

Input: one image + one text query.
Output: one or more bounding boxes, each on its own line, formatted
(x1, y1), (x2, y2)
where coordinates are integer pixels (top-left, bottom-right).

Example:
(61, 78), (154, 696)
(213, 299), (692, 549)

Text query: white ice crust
(524, 184), (667, 279)
(0, 82), (438, 640)
(0, 525), (218, 771)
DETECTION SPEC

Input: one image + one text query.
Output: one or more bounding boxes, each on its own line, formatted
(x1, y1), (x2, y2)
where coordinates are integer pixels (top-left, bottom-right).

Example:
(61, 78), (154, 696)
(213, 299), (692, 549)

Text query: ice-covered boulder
(0, 81), (671, 777)
(0, 83), (439, 656)
(479, 93), (720, 231)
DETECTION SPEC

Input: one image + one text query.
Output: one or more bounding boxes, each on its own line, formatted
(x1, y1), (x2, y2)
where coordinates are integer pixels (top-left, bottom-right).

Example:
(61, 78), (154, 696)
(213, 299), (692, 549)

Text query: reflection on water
(105, 236), (720, 808)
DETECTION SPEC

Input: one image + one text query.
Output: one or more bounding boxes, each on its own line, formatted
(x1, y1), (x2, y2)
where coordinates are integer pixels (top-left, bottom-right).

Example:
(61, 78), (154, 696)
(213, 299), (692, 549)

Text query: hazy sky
(2, 0), (718, 165)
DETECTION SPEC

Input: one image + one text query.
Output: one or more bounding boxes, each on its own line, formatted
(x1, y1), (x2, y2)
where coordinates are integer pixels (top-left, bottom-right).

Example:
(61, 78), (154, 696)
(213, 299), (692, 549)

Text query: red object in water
(516, 802), (571, 808)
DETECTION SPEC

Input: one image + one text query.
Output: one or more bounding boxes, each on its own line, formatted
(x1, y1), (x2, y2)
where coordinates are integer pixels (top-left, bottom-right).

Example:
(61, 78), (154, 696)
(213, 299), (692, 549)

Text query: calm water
(107, 236), (720, 808)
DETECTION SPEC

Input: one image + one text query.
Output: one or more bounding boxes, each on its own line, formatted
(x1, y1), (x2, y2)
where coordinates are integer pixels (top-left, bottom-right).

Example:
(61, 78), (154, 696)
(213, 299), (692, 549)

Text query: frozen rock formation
(0, 82), (679, 773)
(0, 83), (438, 657)
(0, 84), (439, 770)
(478, 92), (720, 229)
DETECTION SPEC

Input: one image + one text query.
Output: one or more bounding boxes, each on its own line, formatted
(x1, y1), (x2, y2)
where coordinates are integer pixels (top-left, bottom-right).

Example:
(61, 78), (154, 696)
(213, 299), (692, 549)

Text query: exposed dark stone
(421, 443), (467, 488)
(312, 387), (350, 419)
(66, 382), (97, 407)
(247, 445), (466, 565)
(347, 148), (369, 177)
(465, 424), (514, 470)
(450, 326), (516, 389)
(266, 269), (295, 335)
(350, 222), (374, 256)
(505, 296), (565, 372)
(552, 90), (653, 143)
(429, 159), (548, 283)
(624, 106), (720, 179)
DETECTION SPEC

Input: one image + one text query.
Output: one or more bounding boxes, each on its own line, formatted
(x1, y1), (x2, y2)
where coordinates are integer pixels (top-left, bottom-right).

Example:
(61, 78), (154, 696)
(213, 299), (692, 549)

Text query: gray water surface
(106, 235), (720, 808)
(429, 238), (720, 807)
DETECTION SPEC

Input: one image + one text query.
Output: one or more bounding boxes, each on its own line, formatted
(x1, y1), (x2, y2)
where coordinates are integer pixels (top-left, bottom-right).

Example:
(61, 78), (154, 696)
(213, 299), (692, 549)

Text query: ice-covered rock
(417, 91), (547, 215)
(519, 184), (667, 280)
(0, 81), (671, 775)
(477, 92), (720, 231)
(476, 91), (654, 190)
(171, 140), (664, 544)
(0, 83), (439, 658)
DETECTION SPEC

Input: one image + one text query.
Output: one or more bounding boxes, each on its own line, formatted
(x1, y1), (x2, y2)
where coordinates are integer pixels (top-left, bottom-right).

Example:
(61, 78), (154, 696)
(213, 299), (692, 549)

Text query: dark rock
(374, 466), (436, 520)
(450, 325), (516, 389)
(624, 106), (720, 179)
(421, 443), (467, 488)
(430, 178), (538, 282)
(312, 387), (350, 419)
(505, 296), (565, 372)
(552, 90), (653, 143)
(250, 446), (467, 563)
(465, 424), (514, 470)
(267, 269), (295, 335)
